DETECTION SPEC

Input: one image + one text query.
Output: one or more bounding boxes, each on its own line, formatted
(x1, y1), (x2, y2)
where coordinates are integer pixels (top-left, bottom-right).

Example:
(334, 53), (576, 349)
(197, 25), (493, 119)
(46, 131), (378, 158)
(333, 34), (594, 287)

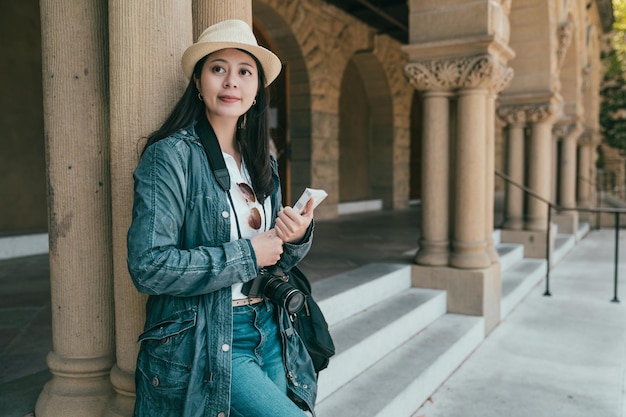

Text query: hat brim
(181, 42), (282, 87)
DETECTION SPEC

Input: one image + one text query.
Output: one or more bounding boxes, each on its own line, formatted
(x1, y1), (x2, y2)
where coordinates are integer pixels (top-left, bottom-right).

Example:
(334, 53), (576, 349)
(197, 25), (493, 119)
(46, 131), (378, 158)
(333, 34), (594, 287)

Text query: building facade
(0, 0), (613, 415)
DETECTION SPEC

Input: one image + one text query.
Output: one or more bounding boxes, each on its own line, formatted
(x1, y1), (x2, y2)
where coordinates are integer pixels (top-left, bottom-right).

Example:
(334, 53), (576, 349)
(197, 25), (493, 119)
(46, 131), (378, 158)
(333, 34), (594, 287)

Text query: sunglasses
(238, 182), (262, 230)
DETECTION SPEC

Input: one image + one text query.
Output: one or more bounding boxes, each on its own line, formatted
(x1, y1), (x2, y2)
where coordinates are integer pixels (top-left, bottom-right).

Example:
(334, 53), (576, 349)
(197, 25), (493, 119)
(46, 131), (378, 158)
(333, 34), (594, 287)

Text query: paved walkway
(415, 228), (626, 417)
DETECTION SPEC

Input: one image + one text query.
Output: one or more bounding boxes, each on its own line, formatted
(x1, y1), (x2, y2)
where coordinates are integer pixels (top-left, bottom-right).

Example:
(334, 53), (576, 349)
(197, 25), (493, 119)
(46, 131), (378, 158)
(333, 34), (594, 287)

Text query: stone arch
(338, 52), (395, 208)
(253, 3), (313, 206)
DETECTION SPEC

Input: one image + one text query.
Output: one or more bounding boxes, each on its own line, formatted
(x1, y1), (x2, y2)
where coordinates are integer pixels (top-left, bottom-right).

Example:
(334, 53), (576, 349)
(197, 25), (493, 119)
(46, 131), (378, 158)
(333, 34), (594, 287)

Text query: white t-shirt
(223, 152), (272, 300)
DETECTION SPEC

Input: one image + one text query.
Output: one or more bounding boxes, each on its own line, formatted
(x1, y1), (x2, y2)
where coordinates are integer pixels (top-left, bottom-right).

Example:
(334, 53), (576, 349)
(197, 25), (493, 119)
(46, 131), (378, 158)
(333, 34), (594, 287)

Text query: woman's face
(195, 48), (259, 122)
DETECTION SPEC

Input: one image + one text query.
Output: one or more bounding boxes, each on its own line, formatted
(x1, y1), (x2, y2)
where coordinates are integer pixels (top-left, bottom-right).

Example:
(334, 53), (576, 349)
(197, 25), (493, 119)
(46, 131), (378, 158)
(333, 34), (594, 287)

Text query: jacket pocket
(135, 350), (189, 412)
(135, 307), (198, 412)
(137, 307), (197, 363)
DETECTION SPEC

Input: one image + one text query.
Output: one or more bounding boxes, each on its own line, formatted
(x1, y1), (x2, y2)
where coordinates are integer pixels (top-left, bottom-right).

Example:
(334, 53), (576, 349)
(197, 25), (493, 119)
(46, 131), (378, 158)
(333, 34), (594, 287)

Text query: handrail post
(596, 189), (601, 230)
(612, 211), (620, 303)
(544, 204), (552, 297)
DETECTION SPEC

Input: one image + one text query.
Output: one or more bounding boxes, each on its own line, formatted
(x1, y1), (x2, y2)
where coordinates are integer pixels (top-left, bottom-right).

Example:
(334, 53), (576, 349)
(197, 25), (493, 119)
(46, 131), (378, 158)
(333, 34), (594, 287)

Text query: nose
(224, 73), (237, 88)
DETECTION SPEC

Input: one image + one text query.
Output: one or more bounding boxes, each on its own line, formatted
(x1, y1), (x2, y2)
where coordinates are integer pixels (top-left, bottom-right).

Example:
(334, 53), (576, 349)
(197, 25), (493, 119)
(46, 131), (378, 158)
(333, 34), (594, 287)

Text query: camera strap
(196, 114), (244, 239)
(196, 114), (231, 193)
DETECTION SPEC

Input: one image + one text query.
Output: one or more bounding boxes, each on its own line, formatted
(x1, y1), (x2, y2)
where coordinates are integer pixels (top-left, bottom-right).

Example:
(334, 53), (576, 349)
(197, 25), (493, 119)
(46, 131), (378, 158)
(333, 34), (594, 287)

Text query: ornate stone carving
(404, 54), (513, 92)
(578, 128), (599, 145)
(553, 122), (583, 141)
(497, 101), (562, 125)
(525, 101), (562, 123)
(557, 19), (574, 69)
(497, 104), (526, 125)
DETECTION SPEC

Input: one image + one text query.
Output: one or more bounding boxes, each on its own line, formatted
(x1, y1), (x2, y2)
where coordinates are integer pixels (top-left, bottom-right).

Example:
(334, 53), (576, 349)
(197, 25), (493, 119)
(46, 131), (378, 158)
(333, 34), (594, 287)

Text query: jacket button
(221, 211), (229, 218)
(221, 343), (230, 352)
(217, 412), (226, 417)
(151, 376), (159, 387)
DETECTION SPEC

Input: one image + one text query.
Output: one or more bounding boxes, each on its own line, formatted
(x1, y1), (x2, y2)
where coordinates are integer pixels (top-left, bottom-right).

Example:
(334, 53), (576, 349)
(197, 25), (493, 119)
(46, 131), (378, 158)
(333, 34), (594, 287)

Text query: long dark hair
(143, 50), (275, 201)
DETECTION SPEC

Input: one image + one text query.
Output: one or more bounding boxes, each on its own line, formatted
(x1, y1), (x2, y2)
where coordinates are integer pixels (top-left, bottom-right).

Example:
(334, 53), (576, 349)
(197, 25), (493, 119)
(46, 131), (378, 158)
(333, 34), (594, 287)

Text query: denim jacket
(127, 122), (317, 417)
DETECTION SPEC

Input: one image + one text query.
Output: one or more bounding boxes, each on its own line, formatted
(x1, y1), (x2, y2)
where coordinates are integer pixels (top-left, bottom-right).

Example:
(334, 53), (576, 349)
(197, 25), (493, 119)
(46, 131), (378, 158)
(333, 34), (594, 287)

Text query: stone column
(563, 125), (583, 201)
(484, 92), (498, 263)
(193, 0), (252, 39)
(497, 105), (526, 230)
(551, 123), (583, 234)
(405, 53), (513, 334)
(36, 1), (115, 416)
(551, 134), (559, 205)
(577, 133), (593, 207)
(104, 2), (193, 417)
(415, 91), (451, 266)
(450, 87), (491, 269)
(525, 104), (559, 231)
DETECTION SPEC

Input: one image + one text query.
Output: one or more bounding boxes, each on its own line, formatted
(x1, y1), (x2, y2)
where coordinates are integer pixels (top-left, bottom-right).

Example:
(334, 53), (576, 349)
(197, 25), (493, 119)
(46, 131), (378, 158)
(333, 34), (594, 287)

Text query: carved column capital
(497, 104), (526, 125)
(578, 128), (599, 146)
(404, 54), (513, 92)
(497, 100), (562, 125)
(524, 101), (562, 123)
(553, 121), (584, 141)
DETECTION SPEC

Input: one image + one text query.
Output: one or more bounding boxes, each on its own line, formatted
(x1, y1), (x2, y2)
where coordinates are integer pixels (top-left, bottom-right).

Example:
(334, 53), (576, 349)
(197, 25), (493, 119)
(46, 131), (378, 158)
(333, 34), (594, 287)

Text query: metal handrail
(495, 170), (626, 302)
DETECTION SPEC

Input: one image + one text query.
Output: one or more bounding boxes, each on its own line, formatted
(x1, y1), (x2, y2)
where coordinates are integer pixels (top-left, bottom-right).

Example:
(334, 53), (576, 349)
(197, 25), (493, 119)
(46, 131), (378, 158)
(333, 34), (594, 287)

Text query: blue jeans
(230, 302), (307, 417)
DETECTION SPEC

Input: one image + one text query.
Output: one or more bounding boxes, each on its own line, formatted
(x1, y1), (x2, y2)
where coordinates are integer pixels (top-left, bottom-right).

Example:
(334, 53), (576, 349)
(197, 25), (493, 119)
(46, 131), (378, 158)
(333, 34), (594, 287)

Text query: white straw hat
(181, 19), (282, 87)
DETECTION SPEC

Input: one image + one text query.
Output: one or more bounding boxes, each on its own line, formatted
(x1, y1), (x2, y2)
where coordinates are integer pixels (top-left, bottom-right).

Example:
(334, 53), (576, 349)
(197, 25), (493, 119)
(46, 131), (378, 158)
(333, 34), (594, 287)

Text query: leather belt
(232, 297), (264, 307)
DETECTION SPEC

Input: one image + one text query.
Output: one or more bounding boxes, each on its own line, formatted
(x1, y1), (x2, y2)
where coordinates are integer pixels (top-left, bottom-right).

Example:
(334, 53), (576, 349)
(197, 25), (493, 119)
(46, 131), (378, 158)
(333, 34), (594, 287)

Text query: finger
(300, 198), (315, 216)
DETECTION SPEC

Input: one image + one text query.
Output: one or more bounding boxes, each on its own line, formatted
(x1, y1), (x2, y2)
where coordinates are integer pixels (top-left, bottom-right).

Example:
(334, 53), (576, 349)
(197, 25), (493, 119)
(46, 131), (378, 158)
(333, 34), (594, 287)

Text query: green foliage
(601, 0), (626, 151)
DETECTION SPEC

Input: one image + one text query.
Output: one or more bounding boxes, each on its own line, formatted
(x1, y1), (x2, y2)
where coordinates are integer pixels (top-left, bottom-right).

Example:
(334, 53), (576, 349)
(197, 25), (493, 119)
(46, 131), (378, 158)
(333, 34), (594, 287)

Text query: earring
(198, 93), (203, 101)
(252, 99), (257, 106)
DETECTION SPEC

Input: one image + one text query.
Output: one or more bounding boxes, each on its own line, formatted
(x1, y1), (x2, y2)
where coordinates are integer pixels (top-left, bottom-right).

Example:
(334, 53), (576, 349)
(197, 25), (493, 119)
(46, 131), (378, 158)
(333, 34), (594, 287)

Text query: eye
(211, 65), (225, 74)
(240, 68), (252, 76)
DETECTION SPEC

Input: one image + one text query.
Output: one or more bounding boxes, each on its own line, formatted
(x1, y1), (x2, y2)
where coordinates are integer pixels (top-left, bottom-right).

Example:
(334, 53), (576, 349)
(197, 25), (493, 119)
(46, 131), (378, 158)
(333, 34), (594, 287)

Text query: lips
(219, 95), (240, 103)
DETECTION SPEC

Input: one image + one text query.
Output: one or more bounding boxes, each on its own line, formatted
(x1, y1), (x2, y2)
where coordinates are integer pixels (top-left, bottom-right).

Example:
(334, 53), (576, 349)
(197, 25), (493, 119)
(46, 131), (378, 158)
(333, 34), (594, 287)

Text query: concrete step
(315, 314), (485, 417)
(317, 287), (447, 401)
(497, 242), (524, 272)
(313, 263), (412, 326)
(552, 233), (576, 265)
(500, 258), (546, 319)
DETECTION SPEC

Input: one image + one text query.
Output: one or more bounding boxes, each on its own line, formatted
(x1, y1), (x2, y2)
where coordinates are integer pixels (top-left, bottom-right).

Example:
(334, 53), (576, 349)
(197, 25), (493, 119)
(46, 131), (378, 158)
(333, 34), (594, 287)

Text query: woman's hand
(274, 198), (314, 243)
(250, 230), (284, 267)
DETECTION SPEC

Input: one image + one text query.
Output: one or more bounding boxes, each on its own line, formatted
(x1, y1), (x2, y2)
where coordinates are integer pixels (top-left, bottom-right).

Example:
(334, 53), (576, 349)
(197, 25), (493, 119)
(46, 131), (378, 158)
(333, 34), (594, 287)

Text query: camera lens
(283, 289), (305, 313)
(264, 277), (305, 314)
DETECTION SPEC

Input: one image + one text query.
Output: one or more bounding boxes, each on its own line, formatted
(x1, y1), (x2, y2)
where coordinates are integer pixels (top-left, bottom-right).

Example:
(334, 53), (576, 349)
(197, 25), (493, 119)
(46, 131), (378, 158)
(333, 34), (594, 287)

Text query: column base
(411, 263), (501, 335)
(35, 353), (114, 417)
(415, 248), (449, 267)
(104, 365), (136, 417)
(486, 238), (499, 264)
(415, 238), (450, 266)
(449, 240), (491, 269)
(502, 218), (524, 230)
(524, 217), (548, 231)
(500, 228), (555, 259)
(553, 211), (579, 235)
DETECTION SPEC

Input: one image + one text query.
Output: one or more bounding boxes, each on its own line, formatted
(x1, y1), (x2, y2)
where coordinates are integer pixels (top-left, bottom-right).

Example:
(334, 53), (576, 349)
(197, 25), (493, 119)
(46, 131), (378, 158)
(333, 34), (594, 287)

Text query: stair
(312, 226), (583, 416)
(313, 264), (484, 417)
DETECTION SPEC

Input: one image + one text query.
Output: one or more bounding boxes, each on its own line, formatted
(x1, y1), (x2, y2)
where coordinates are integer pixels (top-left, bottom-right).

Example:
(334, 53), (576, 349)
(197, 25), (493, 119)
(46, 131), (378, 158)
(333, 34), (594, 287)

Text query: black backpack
(287, 266), (336, 373)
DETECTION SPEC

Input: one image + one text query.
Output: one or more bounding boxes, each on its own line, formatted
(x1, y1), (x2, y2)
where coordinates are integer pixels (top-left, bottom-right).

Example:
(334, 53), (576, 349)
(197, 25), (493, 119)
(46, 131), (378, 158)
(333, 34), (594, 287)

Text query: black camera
(242, 266), (305, 314)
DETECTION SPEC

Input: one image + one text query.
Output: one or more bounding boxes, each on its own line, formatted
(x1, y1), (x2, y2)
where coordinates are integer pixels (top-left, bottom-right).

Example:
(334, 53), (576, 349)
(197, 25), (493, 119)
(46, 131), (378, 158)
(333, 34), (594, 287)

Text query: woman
(127, 19), (317, 417)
